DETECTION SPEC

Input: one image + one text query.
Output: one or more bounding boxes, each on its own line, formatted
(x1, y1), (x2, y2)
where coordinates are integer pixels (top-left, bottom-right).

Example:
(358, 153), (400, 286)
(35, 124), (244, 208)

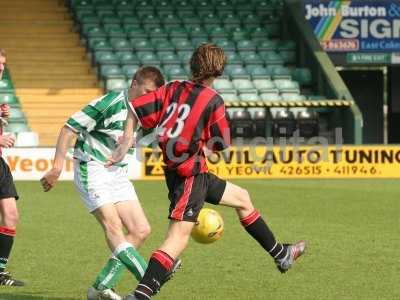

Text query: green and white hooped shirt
(66, 91), (132, 167)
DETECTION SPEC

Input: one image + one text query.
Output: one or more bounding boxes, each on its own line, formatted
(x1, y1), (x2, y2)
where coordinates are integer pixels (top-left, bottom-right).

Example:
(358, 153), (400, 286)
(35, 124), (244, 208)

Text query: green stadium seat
(162, 13), (182, 26)
(241, 52), (263, 65)
(172, 39), (193, 51)
(201, 13), (220, 25)
(280, 51), (297, 64)
(87, 37), (106, 50)
(164, 65), (187, 80)
(137, 52), (161, 65)
(213, 79), (236, 93)
(110, 38), (132, 51)
(232, 79), (256, 93)
(132, 38), (153, 51)
(106, 78), (128, 92)
(246, 65), (271, 79)
(191, 37), (210, 48)
(136, 0), (154, 13)
(79, 14), (100, 25)
(239, 93), (261, 102)
(167, 27), (189, 39)
(253, 79), (278, 93)
(214, 0), (234, 12)
(4, 122), (30, 133)
(260, 92), (282, 101)
(257, 39), (278, 51)
(9, 108), (26, 122)
(104, 24), (126, 38)
(99, 65), (124, 80)
(124, 25), (147, 38)
(95, 51), (120, 65)
(261, 51), (284, 65)
(209, 26), (229, 38)
(116, 10), (135, 19)
(187, 25), (208, 38)
(269, 65), (292, 79)
(122, 15), (141, 26)
(157, 9), (175, 19)
(0, 80), (14, 94)
(225, 52), (243, 65)
(221, 13), (241, 27)
(274, 79), (300, 93)
(171, 0), (192, 11)
(116, 52), (140, 65)
(0, 94), (18, 105)
(142, 13), (160, 26)
(236, 8), (254, 20)
(177, 51), (192, 64)
(225, 65), (250, 79)
(182, 16), (202, 26)
(115, 2), (135, 11)
(148, 26), (168, 39)
(213, 40), (235, 52)
(242, 13), (261, 25)
(86, 26), (107, 38)
(159, 52), (180, 65)
(292, 68), (313, 86)
(122, 65), (140, 78)
(231, 27), (250, 41)
(82, 23), (103, 38)
(91, 38), (113, 52)
(155, 40), (175, 52)
(251, 27), (270, 39)
(221, 92), (238, 102)
(283, 93), (306, 101)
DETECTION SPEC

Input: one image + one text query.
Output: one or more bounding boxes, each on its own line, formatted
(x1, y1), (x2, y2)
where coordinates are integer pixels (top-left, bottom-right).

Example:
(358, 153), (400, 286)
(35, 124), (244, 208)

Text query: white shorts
(73, 159), (138, 212)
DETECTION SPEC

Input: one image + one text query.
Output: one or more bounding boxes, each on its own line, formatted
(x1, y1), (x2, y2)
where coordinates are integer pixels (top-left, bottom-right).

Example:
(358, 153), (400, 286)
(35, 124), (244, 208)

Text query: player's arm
(106, 109), (138, 167)
(40, 125), (77, 192)
(204, 98), (231, 153)
(40, 102), (100, 191)
(0, 104), (15, 148)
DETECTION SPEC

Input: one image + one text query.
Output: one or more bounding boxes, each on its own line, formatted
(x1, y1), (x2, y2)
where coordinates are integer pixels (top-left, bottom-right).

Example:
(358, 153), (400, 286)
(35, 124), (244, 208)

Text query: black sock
(134, 250), (173, 299)
(240, 210), (287, 260)
(0, 227), (16, 272)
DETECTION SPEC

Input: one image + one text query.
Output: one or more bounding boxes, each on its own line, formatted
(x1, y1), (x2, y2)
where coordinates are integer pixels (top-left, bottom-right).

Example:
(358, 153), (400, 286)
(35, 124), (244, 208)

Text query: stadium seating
(66, 0), (324, 142)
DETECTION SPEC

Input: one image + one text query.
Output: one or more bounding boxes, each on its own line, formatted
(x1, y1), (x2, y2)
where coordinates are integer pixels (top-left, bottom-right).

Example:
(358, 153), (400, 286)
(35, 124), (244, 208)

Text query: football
(191, 208), (224, 244)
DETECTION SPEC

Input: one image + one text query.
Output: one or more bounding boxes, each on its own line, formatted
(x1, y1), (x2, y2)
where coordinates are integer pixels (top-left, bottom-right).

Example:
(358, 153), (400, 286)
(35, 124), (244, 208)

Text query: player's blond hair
(0, 49), (5, 57)
(190, 43), (227, 83)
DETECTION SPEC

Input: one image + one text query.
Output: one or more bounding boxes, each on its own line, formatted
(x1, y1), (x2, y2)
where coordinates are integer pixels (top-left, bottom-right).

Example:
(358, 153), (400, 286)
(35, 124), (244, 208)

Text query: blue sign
(304, 0), (400, 52)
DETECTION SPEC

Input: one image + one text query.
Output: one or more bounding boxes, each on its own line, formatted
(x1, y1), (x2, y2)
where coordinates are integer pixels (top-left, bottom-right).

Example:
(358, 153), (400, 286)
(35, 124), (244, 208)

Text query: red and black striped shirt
(129, 80), (230, 177)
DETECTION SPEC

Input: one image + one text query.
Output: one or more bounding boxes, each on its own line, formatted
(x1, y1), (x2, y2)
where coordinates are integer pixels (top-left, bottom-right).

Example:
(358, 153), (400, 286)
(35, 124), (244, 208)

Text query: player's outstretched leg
(0, 198), (24, 286)
(219, 182), (306, 272)
(125, 220), (193, 300)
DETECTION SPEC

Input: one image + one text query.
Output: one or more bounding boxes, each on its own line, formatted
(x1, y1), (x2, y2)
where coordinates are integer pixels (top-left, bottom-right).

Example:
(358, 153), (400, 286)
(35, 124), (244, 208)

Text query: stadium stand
(0, 0), (362, 145)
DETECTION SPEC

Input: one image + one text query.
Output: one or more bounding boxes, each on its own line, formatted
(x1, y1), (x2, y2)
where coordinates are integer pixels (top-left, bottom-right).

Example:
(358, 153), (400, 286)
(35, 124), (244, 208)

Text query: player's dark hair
(190, 43), (227, 83)
(133, 66), (165, 88)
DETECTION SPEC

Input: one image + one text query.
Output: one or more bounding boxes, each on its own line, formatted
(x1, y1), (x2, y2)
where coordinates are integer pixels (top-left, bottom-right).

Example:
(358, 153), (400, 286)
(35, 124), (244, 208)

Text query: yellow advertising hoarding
(142, 146), (400, 179)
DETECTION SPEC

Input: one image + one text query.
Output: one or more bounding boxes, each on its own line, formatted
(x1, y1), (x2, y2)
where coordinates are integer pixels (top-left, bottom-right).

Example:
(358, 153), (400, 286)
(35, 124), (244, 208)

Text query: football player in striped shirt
(110, 44), (306, 300)
(40, 67), (178, 300)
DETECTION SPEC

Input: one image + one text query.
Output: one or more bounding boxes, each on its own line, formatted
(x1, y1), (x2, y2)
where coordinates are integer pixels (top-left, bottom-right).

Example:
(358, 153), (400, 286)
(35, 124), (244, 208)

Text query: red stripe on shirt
(170, 176), (194, 220)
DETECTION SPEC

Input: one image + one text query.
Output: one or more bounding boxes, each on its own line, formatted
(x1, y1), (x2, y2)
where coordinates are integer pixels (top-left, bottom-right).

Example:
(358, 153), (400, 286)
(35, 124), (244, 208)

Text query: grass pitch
(1, 179), (399, 300)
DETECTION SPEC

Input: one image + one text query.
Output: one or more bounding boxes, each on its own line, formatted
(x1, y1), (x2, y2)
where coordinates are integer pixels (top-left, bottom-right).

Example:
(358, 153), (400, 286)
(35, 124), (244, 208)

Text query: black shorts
(0, 157), (19, 200)
(165, 170), (226, 222)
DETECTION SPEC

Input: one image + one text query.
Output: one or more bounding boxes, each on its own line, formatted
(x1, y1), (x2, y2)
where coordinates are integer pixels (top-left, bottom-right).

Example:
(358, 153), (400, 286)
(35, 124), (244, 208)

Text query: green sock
(114, 242), (148, 281)
(93, 256), (125, 290)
